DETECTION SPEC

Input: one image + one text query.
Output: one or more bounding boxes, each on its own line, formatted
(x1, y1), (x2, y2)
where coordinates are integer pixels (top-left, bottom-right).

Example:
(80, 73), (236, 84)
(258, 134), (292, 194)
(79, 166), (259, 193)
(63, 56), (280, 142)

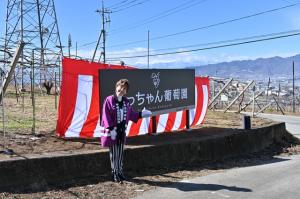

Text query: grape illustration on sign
(151, 72), (160, 89)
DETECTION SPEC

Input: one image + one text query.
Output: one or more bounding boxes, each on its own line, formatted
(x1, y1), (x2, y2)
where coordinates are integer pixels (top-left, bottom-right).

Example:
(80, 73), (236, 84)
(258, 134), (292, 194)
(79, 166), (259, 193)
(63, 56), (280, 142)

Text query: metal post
(55, 72), (57, 109)
(31, 50), (36, 134)
(58, 58), (61, 88)
(147, 30), (150, 69)
(293, 61), (295, 113)
(212, 80), (215, 111)
(1, 75), (5, 150)
(36, 0), (46, 84)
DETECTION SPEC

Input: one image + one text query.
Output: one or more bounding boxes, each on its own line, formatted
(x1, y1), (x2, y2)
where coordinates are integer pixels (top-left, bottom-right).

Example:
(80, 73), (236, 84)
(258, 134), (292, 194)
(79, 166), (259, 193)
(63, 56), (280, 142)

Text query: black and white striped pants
(109, 135), (125, 174)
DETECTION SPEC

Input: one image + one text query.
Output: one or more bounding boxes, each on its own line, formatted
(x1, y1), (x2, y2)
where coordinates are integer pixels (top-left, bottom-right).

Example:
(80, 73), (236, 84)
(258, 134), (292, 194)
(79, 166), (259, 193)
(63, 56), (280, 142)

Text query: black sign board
(99, 69), (195, 116)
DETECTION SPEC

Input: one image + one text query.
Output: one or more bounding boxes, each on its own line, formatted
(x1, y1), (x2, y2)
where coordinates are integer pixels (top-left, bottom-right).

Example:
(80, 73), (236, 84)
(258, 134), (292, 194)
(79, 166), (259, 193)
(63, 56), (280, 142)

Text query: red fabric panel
(191, 77), (204, 126)
(127, 119), (143, 137)
(178, 110), (187, 130)
(164, 112), (177, 132)
(56, 61), (78, 136)
(79, 75), (100, 138)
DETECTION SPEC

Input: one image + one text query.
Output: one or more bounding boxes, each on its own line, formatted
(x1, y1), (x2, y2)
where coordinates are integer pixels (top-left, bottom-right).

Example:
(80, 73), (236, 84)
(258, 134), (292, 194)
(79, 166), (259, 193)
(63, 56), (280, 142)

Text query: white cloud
(290, 13), (300, 29)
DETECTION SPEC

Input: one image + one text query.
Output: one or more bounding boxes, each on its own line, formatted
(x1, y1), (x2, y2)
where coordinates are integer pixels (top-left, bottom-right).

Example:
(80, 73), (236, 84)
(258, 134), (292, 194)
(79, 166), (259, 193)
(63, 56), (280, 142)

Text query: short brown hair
(115, 79), (129, 91)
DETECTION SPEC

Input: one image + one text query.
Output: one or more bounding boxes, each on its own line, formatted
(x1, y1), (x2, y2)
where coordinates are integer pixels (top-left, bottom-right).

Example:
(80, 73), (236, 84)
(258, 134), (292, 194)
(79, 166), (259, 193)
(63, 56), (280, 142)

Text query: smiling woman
(100, 78), (152, 183)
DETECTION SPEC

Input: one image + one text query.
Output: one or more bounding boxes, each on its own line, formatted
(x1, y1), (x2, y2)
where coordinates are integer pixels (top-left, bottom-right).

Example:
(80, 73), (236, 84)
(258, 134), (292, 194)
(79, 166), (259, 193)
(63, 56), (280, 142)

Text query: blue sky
(1, 0), (300, 67)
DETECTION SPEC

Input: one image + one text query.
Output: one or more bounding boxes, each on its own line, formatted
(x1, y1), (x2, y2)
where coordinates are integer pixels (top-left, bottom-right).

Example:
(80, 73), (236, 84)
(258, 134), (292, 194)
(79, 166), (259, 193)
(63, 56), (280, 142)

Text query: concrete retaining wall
(0, 123), (288, 192)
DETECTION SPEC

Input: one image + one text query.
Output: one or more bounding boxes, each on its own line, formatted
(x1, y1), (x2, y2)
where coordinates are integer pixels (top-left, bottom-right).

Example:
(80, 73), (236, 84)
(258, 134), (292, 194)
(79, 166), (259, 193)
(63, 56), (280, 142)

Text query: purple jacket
(100, 95), (140, 147)
(101, 95), (140, 129)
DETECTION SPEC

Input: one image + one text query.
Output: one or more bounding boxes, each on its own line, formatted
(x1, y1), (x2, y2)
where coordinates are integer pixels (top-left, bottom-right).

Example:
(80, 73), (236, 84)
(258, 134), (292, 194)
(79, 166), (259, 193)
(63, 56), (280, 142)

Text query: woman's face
(115, 85), (127, 97)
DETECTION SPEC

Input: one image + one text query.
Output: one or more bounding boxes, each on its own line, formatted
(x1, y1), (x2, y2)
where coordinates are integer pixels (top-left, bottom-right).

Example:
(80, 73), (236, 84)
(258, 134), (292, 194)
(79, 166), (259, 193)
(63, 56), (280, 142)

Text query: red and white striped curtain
(56, 58), (210, 138)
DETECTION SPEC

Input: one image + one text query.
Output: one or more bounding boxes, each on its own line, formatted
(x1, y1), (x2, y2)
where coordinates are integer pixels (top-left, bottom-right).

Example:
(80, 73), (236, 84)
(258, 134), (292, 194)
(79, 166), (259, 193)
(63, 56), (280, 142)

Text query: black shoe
(112, 173), (121, 182)
(118, 172), (127, 181)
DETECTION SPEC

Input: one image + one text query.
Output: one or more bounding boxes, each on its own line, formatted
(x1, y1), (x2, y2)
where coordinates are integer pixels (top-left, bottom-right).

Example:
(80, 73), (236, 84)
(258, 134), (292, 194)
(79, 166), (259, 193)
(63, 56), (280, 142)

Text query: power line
(72, 2), (300, 51)
(108, 29), (300, 56)
(106, 2), (300, 49)
(109, 0), (208, 34)
(107, 29), (300, 60)
(110, 0), (151, 13)
(108, 0), (139, 9)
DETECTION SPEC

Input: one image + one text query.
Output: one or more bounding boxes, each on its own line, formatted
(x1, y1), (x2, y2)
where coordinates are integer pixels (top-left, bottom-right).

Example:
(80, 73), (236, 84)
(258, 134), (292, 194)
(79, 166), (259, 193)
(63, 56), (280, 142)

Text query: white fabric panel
(126, 121), (133, 136)
(65, 75), (93, 137)
(172, 111), (183, 131)
(197, 85), (209, 125)
(93, 117), (107, 137)
(139, 117), (150, 135)
(156, 113), (169, 133)
(189, 85), (197, 125)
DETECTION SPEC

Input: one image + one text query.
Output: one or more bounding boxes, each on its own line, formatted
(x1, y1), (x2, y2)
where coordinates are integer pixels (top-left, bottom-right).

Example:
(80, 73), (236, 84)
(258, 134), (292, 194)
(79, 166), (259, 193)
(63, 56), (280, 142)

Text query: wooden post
(151, 116), (156, 133)
(31, 50), (36, 135)
(252, 85), (255, 117)
(273, 96), (284, 115)
(186, 110), (190, 129)
(224, 80), (254, 113)
(238, 90), (264, 113)
(256, 102), (272, 114)
(208, 78), (233, 108)
(55, 72), (57, 109)
(1, 75), (5, 150)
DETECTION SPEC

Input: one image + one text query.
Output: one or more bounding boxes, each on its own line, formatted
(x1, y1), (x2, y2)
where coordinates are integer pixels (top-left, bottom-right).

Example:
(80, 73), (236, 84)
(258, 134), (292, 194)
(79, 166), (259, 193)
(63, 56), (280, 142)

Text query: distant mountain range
(193, 54), (300, 81)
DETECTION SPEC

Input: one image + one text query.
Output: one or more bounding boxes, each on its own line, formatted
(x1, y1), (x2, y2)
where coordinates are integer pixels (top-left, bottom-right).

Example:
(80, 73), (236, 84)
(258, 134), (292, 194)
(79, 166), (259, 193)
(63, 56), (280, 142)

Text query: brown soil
(0, 110), (275, 159)
(0, 94), (299, 198)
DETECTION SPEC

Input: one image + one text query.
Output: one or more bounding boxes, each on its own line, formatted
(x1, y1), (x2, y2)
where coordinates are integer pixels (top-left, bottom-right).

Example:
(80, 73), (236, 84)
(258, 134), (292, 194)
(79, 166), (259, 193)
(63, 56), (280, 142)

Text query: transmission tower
(2, 0), (63, 90)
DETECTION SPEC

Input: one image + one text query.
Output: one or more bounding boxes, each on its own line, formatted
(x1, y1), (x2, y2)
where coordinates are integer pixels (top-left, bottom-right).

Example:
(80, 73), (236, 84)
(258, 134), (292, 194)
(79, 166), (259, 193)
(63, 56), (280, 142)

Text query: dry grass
(2, 89), (57, 135)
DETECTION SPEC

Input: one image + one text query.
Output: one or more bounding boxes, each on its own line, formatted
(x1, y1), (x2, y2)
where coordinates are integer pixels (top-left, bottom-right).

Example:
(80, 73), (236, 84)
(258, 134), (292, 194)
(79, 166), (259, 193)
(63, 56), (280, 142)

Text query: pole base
(2, 148), (14, 155)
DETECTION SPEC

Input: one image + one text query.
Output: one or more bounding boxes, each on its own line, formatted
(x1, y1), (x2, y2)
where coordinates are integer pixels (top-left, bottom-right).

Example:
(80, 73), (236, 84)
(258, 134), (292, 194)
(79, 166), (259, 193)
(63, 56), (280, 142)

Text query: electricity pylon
(2, 0), (63, 91)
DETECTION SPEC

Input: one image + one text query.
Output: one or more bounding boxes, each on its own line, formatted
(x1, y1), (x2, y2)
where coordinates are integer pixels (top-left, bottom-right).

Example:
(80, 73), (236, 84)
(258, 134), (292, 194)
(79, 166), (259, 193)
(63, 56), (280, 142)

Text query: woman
(101, 79), (151, 183)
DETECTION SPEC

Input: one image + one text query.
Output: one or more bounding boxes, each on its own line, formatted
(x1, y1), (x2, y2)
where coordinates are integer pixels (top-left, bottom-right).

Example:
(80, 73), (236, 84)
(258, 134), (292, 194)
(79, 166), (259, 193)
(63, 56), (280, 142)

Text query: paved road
(135, 155), (300, 199)
(254, 113), (300, 138)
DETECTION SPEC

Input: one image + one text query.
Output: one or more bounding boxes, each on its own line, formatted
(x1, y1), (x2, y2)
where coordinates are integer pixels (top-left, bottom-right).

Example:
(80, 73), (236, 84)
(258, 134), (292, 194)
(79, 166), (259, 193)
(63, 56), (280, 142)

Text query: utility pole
(252, 84), (256, 117)
(266, 77), (270, 105)
(147, 30), (150, 69)
(293, 61), (295, 113)
(75, 42), (78, 58)
(95, 0), (111, 63)
(277, 82), (281, 111)
(68, 34), (72, 58)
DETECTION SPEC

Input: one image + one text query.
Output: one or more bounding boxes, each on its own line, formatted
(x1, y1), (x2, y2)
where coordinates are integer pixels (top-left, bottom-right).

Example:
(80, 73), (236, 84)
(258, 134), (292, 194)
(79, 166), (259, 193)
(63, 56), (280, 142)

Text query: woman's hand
(110, 129), (117, 140)
(142, 108), (152, 118)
